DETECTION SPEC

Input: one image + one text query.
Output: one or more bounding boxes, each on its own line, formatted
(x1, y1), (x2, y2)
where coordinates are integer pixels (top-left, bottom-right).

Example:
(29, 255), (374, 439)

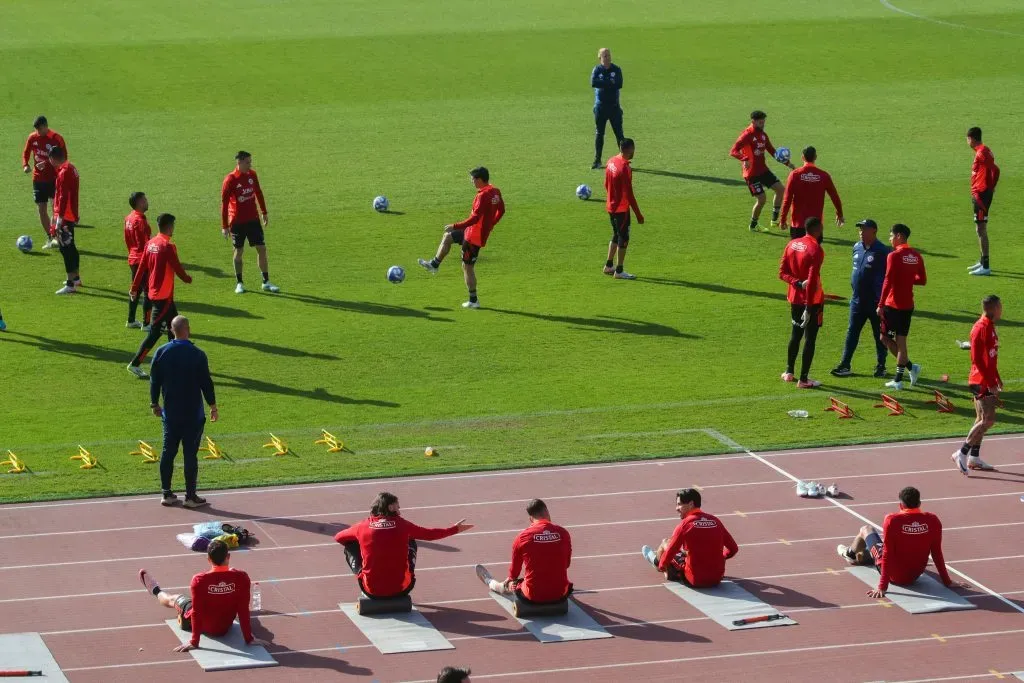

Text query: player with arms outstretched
(221, 151), (279, 294)
(21, 115), (67, 249)
(730, 110), (794, 232)
(966, 127), (999, 276)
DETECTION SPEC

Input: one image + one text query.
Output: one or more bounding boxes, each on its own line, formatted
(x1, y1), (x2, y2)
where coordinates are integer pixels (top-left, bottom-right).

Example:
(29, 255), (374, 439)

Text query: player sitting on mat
(641, 488), (739, 587)
(475, 498), (573, 604)
(334, 491), (474, 599)
(139, 539), (268, 652)
(837, 486), (960, 598)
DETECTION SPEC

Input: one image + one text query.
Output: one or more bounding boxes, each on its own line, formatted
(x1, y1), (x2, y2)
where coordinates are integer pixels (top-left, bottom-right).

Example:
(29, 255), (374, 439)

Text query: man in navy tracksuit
(831, 219), (891, 378)
(150, 315), (218, 508)
(591, 48), (625, 169)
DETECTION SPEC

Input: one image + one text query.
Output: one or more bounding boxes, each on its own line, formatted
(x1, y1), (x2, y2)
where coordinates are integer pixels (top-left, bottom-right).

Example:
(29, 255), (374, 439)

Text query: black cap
(856, 219), (878, 230)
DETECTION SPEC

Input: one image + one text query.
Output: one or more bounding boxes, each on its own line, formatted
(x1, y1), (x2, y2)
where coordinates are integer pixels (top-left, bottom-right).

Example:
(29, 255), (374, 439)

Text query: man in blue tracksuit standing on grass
(831, 219), (891, 378)
(150, 315), (217, 509)
(591, 47), (625, 169)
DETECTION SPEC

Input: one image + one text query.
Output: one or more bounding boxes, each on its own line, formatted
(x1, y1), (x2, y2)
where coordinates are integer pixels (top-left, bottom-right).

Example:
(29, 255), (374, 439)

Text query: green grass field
(1, 0), (1023, 503)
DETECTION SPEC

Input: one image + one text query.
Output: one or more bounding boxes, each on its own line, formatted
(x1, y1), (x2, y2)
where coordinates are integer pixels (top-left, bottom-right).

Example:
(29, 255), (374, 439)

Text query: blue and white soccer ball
(576, 184), (592, 200)
(16, 235), (33, 253)
(387, 265), (405, 284)
(373, 196), (390, 213)
(775, 147), (791, 164)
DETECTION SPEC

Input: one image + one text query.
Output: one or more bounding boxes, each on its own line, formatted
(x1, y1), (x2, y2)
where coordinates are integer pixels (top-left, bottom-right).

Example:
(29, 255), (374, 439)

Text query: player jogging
(418, 167), (505, 308)
(590, 48), (625, 169)
(49, 147), (81, 295)
(779, 146), (843, 240)
(603, 138), (644, 279)
(221, 151), (278, 294)
(966, 127), (999, 276)
(730, 110), (794, 232)
(128, 214), (193, 378)
(779, 218), (825, 388)
(877, 223), (926, 390)
(125, 192), (153, 329)
(952, 295), (1002, 475)
(21, 115), (66, 249)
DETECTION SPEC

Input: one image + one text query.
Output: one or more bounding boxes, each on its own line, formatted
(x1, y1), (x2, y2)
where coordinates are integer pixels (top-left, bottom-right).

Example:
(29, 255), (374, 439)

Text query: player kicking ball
(730, 110), (794, 232)
(418, 167), (505, 309)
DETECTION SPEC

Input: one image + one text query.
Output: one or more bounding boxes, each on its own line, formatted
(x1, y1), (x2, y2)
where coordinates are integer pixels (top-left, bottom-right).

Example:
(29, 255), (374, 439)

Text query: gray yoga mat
(662, 580), (798, 630)
(340, 603), (454, 654)
(165, 619), (277, 671)
(490, 593), (612, 643)
(846, 566), (977, 614)
(0, 632), (69, 682)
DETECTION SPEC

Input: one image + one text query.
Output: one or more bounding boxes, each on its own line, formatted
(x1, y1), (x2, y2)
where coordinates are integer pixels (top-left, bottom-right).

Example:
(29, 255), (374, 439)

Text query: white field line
(880, 0), (1024, 38)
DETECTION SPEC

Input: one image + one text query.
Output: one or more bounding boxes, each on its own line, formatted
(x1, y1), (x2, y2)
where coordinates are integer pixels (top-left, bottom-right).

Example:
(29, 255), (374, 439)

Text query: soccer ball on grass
(16, 235), (33, 253)
(387, 265), (405, 284)
(373, 196), (390, 212)
(575, 184), (592, 200)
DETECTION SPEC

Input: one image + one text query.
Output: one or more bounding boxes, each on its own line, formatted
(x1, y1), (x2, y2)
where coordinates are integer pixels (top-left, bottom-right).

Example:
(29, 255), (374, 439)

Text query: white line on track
(880, 0), (1024, 38)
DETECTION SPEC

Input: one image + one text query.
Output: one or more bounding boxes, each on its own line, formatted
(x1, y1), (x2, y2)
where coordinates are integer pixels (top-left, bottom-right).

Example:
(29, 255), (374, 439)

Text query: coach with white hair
(591, 47), (625, 169)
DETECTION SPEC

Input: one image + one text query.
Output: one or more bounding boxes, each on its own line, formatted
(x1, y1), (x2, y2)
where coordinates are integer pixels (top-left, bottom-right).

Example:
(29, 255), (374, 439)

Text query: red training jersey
(970, 145), (1000, 196)
(334, 516), (459, 597)
(453, 184), (505, 248)
(605, 154), (642, 217)
(880, 244), (926, 310)
(188, 566), (253, 648)
(22, 130), (67, 182)
(131, 233), (192, 301)
(780, 163), (843, 229)
(507, 520), (572, 603)
(221, 168), (267, 229)
(124, 210), (152, 266)
(968, 315), (1001, 391)
(730, 124), (776, 180)
(778, 235), (824, 306)
(53, 161), (80, 223)
(877, 508), (951, 592)
(659, 508), (738, 588)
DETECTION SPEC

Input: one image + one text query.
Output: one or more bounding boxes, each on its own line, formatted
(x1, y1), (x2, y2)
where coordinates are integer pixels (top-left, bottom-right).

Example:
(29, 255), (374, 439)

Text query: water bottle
(250, 583), (262, 612)
(788, 410), (809, 418)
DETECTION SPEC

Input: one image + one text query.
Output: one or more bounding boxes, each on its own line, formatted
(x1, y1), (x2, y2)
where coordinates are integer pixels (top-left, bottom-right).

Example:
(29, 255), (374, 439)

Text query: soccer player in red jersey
(877, 223), (926, 390)
(779, 146), (844, 240)
(641, 488), (738, 588)
(418, 167), (505, 308)
(601, 137), (644, 279)
(334, 492), (474, 599)
(221, 151), (278, 293)
(128, 214), (193, 378)
(124, 192), (153, 329)
(778, 217), (825, 388)
(966, 127), (1000, 276)
(836, 487), (959, 598)
(952, 295), (1003, 474)
(475, 499), (573, 605)
(48, 147), (82, 295)
(21, 115), (67, 249)
(138, 540), (268, 652)
(730, 110), (794, 232)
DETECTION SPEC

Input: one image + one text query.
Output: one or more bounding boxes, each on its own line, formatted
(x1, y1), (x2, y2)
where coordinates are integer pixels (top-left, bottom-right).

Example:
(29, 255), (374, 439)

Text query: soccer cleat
(55, 284), (77, 295)
(836, 544), (856, 565)
(884, 380), (903, 390)
(956, 339), (971, 350)
(749, 222), (760, 232)
(0, 320), (6, 332)
(781, 372), (796, 382)
(126, 321), (143, 329)
(602, 266), (615, 275)
(968, 457), (995, 471)
(141, 324), (152, 333)
(42, 238), (59, 250)
(797, 379), (822, 389)
(183, 495), (209, 509)
(641, 545), (658, 567)
(613, 271), (636, 280)
(261, 281), (281, 293)
(418, 258), (438, 274)
(234, 282), (245, 294)
(967, 262), (983, 272)
(830, 366), (852, 377)
(969, 267), (992, 276)
(475, 564), (493, 586)
(951, 451), (969, 477)
(127, 364), (149, 379)
(139, 569), (161, 595)
(591, 160), (602, 170)
(908, 363), (921, 386)
(770, 220), (780, 229)
(462, 301), (481, 309)
(160, 492), (179, 507)
(873, 365), (887, 378)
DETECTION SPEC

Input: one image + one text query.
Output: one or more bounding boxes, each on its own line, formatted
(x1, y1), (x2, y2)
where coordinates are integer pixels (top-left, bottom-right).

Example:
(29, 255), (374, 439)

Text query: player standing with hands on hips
(952, 295), (1002, 475)
(778, 217), (825, 388)
(590, 48), (624, 170)
(221, 151), (279, 294)
(966, 127), (999, 276)
(877, 223), (926, 390)
(603, 138), (644, 279)
(730, 110), (794, 232)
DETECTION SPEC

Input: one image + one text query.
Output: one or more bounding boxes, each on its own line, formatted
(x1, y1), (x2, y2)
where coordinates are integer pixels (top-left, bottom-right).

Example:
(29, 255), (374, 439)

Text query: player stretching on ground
(641, 488), (738, 587)
(779, 218), (825, 388)
(603, 138), (644, 279)
(418, 167), (505, 308)
(125, 192), (153, 329)
(966, 127), (999, 276)
(128, 214), (192, 378)
(49, 147), (81, 295)
(730, 110), (794, 232)
(221, 151), (278, 294)
(877, 224), (926, 390)
(590, 48), (624, 169)
(779, 146), (843, 241)
(21, 116), (66, 249)
(952, 295), (1002, 474)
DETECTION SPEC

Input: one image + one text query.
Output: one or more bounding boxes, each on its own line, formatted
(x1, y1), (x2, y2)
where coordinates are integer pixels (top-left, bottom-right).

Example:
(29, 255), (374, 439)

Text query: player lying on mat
(641, 488), (738, 587)
(837, 486), (963, 598)
(475, 498), (573, 603)
(139, 540), (268, 652)
(334, 491), (474, 599)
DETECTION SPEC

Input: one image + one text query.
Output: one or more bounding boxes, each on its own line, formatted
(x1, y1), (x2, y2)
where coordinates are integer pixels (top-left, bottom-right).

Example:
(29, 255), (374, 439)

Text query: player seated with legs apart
(641, 488), (738, 587)
(475, 499), (573, 604)
(952, 295), (1003, 475)
(49, 147), (82, 295)
(221, 151), (279, 294)
(139, 540), (268, 652)
(877, 223), (926, 390)
(22, 115), (67, 249)
(837, 486), (959, 598)
(418, 167), (505, 308)
(334, 492), (474, 600)
(603, 138), (644, 279)
(124, 192), (153, 329)
(779, 218), (825, 389)
(730, 110), (794, 232)
(966, 127), (999, 277)
(779, 146), (843, 241)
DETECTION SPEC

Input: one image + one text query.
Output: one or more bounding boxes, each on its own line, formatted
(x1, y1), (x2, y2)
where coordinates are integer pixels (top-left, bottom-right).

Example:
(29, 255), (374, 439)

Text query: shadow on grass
(277, 292), (453, 322)
(78, 250), (231, 279)
(212, 371), (399, 408)
(632, 168), (746, 187)
(192, 333), (339, 361)
(489, 308), (699, 338)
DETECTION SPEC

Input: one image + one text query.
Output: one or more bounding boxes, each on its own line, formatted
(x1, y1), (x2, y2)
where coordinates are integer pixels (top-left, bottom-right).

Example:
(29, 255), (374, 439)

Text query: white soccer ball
(387, 265), (405, 284)
(775, 147), (791, 164)
(373, 196), (389, 213)
(16, 235), (33, 253)
(576, 184), (592, 200)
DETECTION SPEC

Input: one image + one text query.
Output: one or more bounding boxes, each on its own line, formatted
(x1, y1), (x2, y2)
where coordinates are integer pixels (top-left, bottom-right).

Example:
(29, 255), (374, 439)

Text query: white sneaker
(641, 545), (658, 567)
(127, 364), (149, 379)
(908, 363), (921, 386)
(418, 258), (438, 274)
(885, 380), (903, 390)
(261, 281), (280, 293)
(836, 544), (855, 565)
(141, 324), (152, 333)
(462, 301), (480, 309)
(614, 271), (637, 280)
(234, 282), (245, 294)
(967, 262), (983, 272)
(968, 457), (995, 471)
(956, 339), (971, 350)
(55, 284), (77, 295)
(42, 239), (59, 250)
(781, 372), (796, 382)
(970, 267), (992, 276)
(126, 321), (143, 329)
(951, 450), (969, 476)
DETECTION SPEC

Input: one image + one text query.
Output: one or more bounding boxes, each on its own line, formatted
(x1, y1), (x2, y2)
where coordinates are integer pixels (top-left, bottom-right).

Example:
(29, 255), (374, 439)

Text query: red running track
(2, 433), (1024, 682)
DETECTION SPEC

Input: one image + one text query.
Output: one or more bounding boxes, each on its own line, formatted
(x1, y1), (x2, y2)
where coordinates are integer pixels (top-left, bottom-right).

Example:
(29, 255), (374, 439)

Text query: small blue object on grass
(387, 265), (405, 284)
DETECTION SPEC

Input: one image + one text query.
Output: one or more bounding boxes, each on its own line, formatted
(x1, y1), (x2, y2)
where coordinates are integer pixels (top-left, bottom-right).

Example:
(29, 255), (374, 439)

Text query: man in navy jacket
(832, 219), (891, 378)
(591, 48), (625, 169)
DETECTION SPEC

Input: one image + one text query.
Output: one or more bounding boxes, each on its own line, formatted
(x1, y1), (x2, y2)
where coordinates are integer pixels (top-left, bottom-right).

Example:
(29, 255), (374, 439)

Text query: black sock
(772, 207), (780, 222)
(430, 258), (441, 269)
(982, 255), (990, 269)
(605, 259), (613, 268)
(616, 265), (623, 274)
(262, 271), (269, 283)
(469, 290), (478, 303)
(235, 273), (243, 284)
(750, 218), (758, 229)
(969, 445), (980, 459)
(960, 443), (971, 455)
(894, 366), (905, 382)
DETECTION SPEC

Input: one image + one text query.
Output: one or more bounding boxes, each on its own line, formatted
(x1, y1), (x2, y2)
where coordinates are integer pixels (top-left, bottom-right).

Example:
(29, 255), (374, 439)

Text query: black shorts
(32, 180), (55, 204)
(881, 307), (913, 339)
(972, 190), (994, 223)
(969, 384), (996, 400)
(790, 303), (823, 328)
(56, 222), (76, 248)
(512, 580), (574, 605)
(609, 212), (630, 246)
(450, 229), (481, 265)
(230, 219), (265, 248)
(150, 299), (179, 332)
(174, 595), (193, 631)
(747, 170), (780, 196)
